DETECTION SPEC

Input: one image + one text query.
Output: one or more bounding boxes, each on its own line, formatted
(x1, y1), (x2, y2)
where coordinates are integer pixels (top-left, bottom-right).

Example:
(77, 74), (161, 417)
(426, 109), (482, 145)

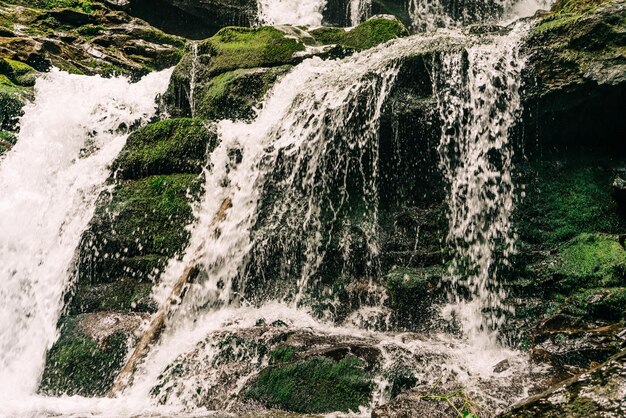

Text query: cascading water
(434, 24), (528, 348)
(128, 38), (413, 406)
(256, 0), (328, 26)
(350, 0), (372, 26)
(122, 25), (545, 413)
(0, 68), (172, 404)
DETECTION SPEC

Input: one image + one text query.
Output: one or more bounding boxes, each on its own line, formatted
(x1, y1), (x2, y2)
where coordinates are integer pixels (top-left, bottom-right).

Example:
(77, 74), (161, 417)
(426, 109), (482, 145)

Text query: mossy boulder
(163, 26), (306, 119)
(40, 312), (146, 396)
(311, 16), (409, 51)
(0, 58), (38, 86)
(188, 66), (292, 120)
(246, 355), (373, 414)
(113, 118), (217, 179)
(0, 60), (35, 153)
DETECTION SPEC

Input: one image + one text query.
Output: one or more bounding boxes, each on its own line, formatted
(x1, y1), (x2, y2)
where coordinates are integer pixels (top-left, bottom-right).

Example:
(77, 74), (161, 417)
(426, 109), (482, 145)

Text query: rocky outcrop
(0, 1), (185, 76)
(163, 17), (409, 120)
(522, 0), (626, 154)
(501, 349), (626, 417)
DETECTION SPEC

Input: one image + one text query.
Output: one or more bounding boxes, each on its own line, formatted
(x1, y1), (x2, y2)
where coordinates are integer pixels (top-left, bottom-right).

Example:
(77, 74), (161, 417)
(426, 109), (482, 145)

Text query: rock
(501, 349), (626, 417)
(522, 0), (626, 154)
(40, 312), (148, 397)
(0, 2), (186, 78)
(150, 326), (381, 412)
(113, 118), (217, 179)
(164, 17), (409, 120)
(310, 15), (409, 51)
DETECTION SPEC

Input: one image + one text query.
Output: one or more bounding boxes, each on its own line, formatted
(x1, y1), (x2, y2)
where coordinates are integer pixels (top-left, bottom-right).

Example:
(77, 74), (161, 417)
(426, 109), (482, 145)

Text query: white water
(0, 68), (172, 405)
(350, 0), (372, 26)
(256, 0), (328, 26)
(409, 0), (551, 32)
(434, 24), (528, 347)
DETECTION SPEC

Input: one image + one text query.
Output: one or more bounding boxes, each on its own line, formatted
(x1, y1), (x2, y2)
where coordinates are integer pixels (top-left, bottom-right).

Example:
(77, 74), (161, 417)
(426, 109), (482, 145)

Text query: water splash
(0, 68), (172, 400)
(433, 24), (528, 347)
(256, 0), (328, 26)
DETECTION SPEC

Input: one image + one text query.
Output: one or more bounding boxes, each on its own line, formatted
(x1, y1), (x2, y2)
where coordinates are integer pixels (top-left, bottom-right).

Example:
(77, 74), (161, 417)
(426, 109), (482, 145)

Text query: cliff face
(0, 0), (624, 414)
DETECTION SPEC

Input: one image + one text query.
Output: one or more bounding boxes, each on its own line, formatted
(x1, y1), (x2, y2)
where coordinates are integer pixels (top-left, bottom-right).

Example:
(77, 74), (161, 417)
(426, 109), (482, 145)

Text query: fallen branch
(108, 197), (233, 396)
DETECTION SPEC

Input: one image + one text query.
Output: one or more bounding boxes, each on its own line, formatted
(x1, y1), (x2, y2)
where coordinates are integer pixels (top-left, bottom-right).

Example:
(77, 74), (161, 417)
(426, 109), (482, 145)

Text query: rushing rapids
(3, 0), (622, 415)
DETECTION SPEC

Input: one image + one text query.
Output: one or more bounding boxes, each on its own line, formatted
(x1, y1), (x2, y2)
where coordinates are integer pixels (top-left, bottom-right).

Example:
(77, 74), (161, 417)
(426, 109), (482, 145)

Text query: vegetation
(247, 355), (372, 413)
(40, 316), (128, 396)
(114, 118), (217, 179)
(311, 17), (409, 50)
(199, 26), (304, 77)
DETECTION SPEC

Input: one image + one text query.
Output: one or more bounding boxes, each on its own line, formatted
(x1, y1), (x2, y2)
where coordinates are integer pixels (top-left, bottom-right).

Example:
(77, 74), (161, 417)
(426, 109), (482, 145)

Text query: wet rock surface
(502, 349), (626, 417)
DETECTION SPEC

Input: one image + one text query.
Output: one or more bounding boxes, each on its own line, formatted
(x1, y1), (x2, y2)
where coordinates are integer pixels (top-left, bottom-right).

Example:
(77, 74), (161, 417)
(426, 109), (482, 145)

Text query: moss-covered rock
(310, 16), (409, 51)
(0, 1), (185, 77)
(516, 162), (622, 248)
(189, 66), (292, 120)
(246, 355), (373, 414)
(522, 0), (626, 151)
(113, 118), (217, 179)
(385, 266), (441, 329)
(40, 312), (146, 396)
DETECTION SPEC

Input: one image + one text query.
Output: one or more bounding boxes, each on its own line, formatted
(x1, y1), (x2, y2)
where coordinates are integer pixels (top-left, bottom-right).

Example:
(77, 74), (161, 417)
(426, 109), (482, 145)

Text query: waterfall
(0, 68), (172, 400)
(409, 0), (552, 32)
(127, 34), (472, 406)
(434, 23), (528, 347)
(350, 0), (372, 26)
(256, 0), (328, 26)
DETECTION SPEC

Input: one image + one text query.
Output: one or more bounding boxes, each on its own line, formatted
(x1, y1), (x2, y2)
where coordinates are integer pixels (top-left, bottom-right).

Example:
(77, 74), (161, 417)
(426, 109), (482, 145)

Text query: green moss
(533, 0), (611, 33)
(534, 13), (583, 33)
(202, 26), (305, 76)
(517, 164), (622, 247)
(341, 18), (409, 50)
(567, 287), (626, 320)
(70, 277), (156, 314)
(386, 267), (439, 327)
(80, 173), (200, 284)
(557, 234), (626, 287)
(107, 174), (199, 253)
(311, 18), (409, 51)
(40, 316), (128, 396)
(0, 74), (31, 131)
(194, 66), (291, 120)
(246, 355), (372, 413)
(138, 28), (185, 48)
(75, 23), (103, 37)
(0, 130), (17, 154)
(309, 27), (346, 45)
(269, 345), (297, 364)
(0, 58), (38, 86)
(113, 118), (217, 180)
